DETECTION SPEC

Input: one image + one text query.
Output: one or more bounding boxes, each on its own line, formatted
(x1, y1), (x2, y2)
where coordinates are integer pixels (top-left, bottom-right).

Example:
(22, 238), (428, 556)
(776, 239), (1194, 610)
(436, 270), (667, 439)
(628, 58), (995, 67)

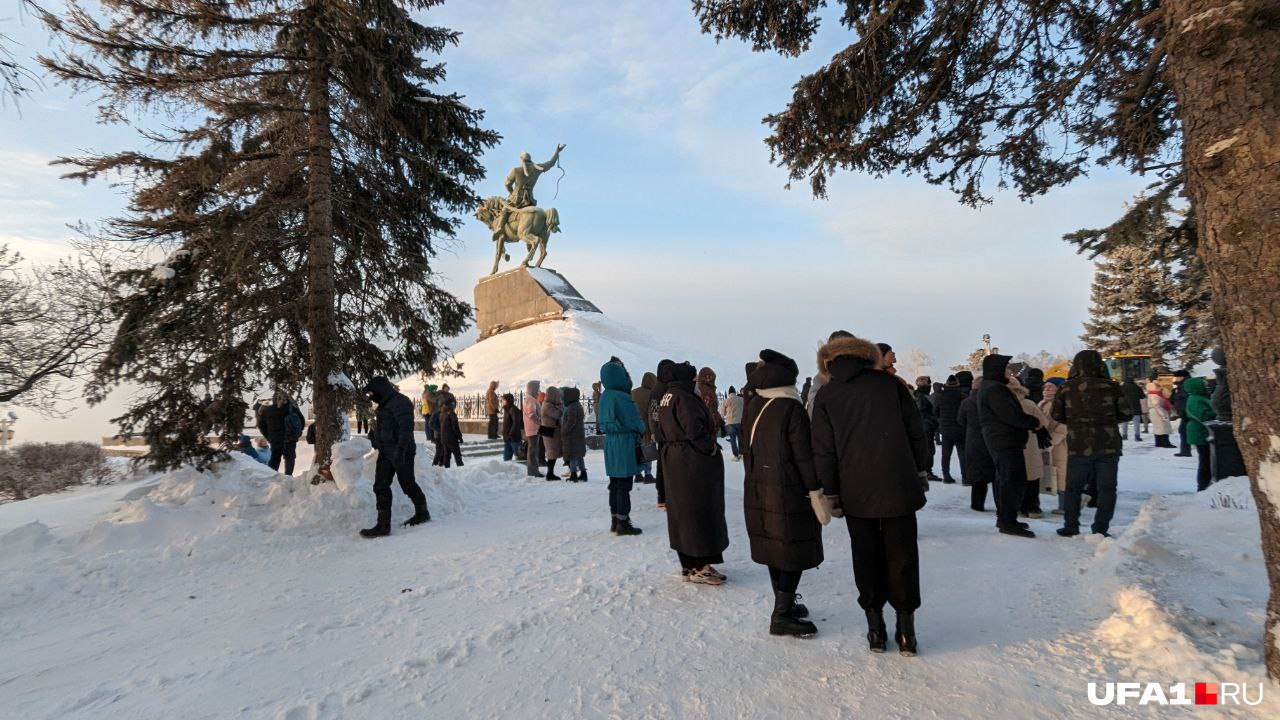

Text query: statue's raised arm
(504, 143), (565, 209)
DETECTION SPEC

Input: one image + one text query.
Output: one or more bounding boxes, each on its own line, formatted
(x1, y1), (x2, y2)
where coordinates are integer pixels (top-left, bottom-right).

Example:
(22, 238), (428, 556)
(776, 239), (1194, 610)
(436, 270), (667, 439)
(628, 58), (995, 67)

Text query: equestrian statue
(475, 143), (565, 275)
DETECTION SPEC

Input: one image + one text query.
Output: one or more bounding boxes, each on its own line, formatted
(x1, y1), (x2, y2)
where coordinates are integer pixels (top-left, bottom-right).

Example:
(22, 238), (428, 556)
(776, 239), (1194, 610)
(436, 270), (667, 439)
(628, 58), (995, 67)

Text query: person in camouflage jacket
(1050, 350), (1132, 538)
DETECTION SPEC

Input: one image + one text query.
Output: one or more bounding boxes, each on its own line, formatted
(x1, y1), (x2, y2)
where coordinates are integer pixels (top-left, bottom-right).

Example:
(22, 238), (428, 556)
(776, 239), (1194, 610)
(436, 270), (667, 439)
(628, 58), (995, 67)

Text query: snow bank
(0, 440), (527, 612)
(403, 310), (734, 396)
(1091, 475), (1270, 682)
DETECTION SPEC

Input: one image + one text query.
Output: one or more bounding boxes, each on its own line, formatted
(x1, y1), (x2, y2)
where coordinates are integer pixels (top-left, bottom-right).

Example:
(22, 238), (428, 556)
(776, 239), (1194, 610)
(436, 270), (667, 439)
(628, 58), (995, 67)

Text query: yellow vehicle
(1106, 354), (1154, 384)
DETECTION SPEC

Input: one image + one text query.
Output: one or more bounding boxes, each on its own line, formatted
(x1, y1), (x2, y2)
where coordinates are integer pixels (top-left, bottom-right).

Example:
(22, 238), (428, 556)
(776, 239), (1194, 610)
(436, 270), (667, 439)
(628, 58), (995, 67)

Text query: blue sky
(0, 1), (1153, 439)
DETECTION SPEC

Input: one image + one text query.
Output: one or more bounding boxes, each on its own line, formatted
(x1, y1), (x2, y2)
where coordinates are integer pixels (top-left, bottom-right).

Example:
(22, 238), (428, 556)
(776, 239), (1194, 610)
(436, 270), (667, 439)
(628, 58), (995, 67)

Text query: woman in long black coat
(811, 334), (929, 656)
(742, 349), (822, 637)
(656, 361), (729, 585)
(956, 376), (995, 511)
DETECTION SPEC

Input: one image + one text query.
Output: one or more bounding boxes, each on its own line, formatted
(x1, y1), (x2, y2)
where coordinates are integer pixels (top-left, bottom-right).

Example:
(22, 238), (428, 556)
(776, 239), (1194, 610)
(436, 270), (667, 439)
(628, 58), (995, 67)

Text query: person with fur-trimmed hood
(977, 354), (1043, 538)
(811, 334), (928, 656)
(805, 330), (855, 418)
(657, 361), (729, 585)
(742, 349), (822, 638)
(360, 376), (430, 537)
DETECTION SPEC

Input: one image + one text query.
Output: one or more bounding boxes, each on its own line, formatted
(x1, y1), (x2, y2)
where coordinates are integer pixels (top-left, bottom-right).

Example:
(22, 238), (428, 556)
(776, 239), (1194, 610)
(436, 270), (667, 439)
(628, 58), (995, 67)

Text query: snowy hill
(403, 310), (736, 396)
(0, 438), (1274, 718)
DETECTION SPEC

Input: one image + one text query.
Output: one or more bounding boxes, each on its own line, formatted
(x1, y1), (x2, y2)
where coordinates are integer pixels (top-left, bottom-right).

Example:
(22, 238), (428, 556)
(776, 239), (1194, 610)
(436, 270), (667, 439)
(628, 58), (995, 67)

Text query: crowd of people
(235, 336), (1221, 654)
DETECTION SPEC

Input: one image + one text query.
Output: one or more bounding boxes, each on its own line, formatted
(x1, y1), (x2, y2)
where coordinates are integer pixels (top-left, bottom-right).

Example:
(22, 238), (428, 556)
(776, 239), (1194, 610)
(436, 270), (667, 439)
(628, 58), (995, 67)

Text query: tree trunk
(303, 11), (343, 472)
(1163, 0), (1280, 679)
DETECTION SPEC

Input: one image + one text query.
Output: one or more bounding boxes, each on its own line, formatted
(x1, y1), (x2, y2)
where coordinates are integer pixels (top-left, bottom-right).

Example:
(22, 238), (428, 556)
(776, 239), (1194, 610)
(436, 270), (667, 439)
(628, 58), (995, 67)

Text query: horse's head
(475, 197), (500, 228)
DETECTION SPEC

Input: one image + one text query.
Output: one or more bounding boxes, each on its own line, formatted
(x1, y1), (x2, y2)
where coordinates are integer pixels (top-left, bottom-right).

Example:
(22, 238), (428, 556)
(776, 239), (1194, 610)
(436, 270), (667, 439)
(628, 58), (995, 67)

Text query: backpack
(284, 406), (305, 441)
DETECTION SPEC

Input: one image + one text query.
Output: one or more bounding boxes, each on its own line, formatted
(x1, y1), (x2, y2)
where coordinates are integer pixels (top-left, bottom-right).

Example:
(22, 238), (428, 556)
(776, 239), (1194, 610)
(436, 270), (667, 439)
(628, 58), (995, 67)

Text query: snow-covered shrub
(0, 442), (114, 502)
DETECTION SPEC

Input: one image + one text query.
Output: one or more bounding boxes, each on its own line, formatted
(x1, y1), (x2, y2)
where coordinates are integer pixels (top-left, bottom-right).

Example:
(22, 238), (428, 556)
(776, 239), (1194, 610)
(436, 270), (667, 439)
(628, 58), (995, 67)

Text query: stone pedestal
(474, 267), (601, 340)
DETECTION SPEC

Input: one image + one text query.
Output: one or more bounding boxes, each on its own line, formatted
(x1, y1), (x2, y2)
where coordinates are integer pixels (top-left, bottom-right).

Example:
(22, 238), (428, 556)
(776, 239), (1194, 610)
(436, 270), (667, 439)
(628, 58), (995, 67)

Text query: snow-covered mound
(402, 311), (735, 396)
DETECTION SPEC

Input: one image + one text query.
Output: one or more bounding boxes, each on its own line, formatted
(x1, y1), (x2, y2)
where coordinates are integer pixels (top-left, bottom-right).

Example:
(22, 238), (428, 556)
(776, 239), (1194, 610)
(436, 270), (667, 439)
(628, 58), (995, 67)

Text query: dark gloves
(918, 470), (930, 492)
(822, 494), (844, 518)
(1036, 428), (1052, 449)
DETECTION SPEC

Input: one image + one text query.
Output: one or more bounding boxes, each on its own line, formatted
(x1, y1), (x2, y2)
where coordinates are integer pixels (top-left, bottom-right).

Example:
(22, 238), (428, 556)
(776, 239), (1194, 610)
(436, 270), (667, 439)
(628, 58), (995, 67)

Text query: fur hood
(817, 335), (882, 374)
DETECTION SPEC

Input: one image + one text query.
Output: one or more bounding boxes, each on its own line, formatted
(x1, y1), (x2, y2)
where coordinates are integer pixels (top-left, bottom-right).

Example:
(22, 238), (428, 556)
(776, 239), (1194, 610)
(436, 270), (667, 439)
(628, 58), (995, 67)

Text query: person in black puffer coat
(977, 354), (1041, 538)
(439, 400), (464, 468)
(933, 376), (965, 483)
(812, 334), (928, 656)
(913, 377), (939, 481)
(956, 376), (993, 508)
(501, 393), (522, 461)
(741, 349), (822, 638)
(657, 361), (729, 584)
(360, 376), (430, 537)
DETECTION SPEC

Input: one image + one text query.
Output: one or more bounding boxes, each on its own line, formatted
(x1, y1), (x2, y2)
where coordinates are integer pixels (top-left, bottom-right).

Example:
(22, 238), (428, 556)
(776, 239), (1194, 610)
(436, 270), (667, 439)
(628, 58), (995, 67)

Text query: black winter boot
(545, 459), (559, 481)
(609, 516), (619, 533)
(613, 516), (642, 536)
(789, 593), (810, 619)
(896, 612), (918, 656)
(865, 609), (888, 653)
(403, 506), (431, 526)
(360, 509), (392, 538)
(579, 470), (588, 482)
(769, 591), (817, 637)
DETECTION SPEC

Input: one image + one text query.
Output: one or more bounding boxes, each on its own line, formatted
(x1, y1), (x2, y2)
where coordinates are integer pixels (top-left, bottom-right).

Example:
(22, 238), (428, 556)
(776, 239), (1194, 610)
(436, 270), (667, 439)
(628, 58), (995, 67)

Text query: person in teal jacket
(597, 359), (645, 536)
(1183, 376), (1216, 491)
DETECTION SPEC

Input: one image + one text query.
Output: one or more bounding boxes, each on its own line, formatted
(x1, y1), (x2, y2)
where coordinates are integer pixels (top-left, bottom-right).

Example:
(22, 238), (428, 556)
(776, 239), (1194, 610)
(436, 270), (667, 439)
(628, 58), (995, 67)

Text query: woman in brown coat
(742, 349), (822, 637)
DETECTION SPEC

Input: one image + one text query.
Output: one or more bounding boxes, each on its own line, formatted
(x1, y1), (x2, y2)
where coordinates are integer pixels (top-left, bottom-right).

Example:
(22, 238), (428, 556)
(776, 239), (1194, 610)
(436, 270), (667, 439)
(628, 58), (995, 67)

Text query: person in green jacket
(1183, 376), (1216, 491)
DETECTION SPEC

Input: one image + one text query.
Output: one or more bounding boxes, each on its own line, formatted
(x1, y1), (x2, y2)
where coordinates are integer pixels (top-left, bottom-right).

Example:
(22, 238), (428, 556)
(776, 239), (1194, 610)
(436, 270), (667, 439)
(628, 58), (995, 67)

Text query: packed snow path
(0, 439), (1271, 718)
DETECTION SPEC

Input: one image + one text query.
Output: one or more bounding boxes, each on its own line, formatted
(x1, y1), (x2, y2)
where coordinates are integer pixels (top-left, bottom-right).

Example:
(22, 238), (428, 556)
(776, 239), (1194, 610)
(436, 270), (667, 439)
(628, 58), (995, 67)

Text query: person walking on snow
(360, 376), (430, 537)
(742, 350), (823, 638)
(597, 360), (645, 535)
(720, 386), (744, 460)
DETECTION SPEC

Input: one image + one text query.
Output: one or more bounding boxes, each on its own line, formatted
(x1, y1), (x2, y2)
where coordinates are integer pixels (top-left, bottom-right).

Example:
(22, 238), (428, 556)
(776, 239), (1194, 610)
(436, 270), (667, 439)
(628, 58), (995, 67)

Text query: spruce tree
(39, 0), (498, 470)
(1079, 244), (1176, 363)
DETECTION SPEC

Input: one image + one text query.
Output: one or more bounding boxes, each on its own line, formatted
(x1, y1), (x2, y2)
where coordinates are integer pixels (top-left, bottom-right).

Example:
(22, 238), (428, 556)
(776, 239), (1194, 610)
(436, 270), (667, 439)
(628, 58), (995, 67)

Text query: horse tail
(544, 207), (560, 234)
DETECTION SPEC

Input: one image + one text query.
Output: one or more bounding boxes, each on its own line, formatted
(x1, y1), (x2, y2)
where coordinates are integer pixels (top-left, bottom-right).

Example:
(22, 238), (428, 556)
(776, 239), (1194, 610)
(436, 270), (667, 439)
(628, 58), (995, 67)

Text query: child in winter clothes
(430, 410), (445, 466)
(439, 400), (464, 468)
(560, 386), (588, 481)
(1146, 381), (1175, 448)
(1184, 377), (1216, 491)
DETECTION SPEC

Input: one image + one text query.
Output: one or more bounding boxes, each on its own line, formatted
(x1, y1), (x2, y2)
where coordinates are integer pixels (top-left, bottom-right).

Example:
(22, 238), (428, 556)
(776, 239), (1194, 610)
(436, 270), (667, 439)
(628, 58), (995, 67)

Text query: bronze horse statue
(475, 196), (560, 275)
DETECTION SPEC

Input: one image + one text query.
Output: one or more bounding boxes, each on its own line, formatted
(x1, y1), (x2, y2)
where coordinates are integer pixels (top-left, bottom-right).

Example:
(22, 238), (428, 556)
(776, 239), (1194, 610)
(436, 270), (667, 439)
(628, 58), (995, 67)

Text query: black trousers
(940, 435), (961, 480)
(1195, 443), (1213, 491)
(373, 452), (427, 521)
(442, 444), (463, 467)
(971, 480), (989, 511)
(268, 441), (297, 475)
(767, 567), (802, 593)
(846, 514), (920, 612)
(608, 476), (633, 517)
(487, 413), (499, 439)
(991, 448), (1028, 528)
(655, 455), (666, 504)
(677, 551), (723, 569)
(1020, 479), (1042, 514)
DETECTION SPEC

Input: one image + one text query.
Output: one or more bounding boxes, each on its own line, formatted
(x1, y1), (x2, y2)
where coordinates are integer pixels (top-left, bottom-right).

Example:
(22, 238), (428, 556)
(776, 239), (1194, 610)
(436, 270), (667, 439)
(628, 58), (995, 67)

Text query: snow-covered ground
(1, 437), (1274, 718)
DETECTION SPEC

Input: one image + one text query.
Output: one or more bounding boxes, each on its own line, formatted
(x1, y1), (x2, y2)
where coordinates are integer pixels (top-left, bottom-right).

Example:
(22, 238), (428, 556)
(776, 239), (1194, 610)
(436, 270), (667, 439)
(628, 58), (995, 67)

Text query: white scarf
(755, 386), (801, 403)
